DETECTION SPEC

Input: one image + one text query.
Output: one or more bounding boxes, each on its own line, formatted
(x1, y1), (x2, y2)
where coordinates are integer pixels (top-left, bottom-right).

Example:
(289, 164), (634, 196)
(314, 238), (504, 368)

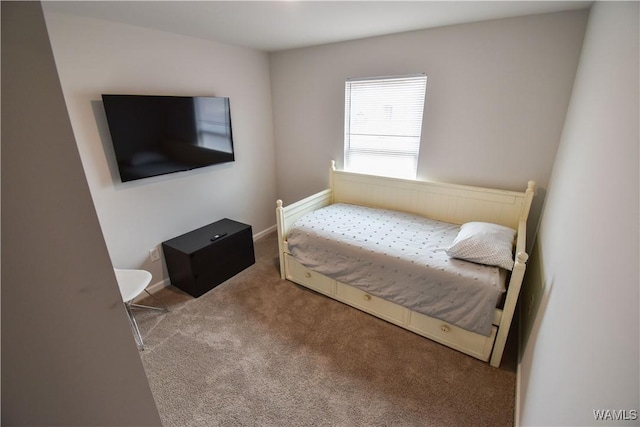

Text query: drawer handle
(440, 325), (450, 333)
(305, 272), (311, 278)
(363, 294), (372, 301)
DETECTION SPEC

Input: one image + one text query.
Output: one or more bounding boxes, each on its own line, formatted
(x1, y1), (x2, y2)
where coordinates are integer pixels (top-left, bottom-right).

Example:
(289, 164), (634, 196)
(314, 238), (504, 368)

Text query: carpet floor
(136, 231), (517, 426)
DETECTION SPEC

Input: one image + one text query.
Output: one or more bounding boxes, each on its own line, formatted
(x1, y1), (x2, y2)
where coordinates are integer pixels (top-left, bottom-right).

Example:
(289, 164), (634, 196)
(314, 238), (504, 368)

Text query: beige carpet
(136, 231), (517, 426)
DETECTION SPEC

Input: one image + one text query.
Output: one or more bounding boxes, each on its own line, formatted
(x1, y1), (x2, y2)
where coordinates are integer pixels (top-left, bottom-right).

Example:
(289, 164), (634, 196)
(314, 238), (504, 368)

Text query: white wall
(42, 10), (277, 284)
(519, 2), (639, 425)
(2, 2), (161, 424)
(269, 10), (588, 206)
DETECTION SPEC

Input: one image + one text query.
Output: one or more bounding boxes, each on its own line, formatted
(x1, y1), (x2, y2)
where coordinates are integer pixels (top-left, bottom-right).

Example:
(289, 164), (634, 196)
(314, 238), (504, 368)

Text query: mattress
(286, 203), (507, 336)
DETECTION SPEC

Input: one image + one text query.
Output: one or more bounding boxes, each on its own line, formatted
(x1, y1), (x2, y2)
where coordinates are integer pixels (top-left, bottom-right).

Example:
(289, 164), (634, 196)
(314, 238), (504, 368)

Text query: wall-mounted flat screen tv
(102, 94), (234, 182)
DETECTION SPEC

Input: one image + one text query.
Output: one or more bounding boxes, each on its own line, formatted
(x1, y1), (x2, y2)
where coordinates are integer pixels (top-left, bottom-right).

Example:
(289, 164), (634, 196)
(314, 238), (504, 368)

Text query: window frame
(343, 73), (427, 180)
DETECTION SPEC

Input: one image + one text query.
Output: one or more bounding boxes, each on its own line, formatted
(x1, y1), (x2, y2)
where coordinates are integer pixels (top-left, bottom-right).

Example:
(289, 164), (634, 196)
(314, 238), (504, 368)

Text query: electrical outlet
(149, 246), (160, 262)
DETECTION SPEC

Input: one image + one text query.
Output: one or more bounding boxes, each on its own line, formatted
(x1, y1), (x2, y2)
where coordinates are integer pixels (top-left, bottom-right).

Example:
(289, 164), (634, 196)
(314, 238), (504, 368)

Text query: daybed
(276, 162), (535, 367)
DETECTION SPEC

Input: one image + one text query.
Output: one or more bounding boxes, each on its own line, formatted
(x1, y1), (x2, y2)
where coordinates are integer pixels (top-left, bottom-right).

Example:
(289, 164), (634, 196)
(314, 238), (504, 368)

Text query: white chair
(114, 268), (167, 351)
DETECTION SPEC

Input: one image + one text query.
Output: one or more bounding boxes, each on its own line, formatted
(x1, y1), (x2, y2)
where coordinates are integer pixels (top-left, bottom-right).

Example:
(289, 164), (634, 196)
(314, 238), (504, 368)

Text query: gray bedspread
(286, 203), (506, 336)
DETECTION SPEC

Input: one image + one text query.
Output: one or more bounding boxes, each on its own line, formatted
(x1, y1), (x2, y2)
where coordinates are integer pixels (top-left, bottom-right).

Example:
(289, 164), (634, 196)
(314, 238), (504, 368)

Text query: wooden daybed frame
(276, 162), (535, 367)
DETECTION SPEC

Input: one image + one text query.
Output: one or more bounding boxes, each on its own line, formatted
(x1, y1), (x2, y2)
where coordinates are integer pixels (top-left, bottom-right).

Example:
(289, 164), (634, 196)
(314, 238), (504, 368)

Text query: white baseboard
(147, 277), (170, 294)
(253, 224), (276, 241)
(134, 277), (170, 302)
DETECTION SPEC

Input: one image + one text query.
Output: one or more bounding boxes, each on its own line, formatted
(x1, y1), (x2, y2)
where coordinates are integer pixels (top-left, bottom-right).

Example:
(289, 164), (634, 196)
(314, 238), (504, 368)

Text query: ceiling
(43, 1), (593, 52)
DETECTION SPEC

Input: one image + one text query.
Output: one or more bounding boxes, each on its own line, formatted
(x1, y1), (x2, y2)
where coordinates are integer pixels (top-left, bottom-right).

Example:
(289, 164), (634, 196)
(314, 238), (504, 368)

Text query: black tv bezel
(101, 94), (235, 183)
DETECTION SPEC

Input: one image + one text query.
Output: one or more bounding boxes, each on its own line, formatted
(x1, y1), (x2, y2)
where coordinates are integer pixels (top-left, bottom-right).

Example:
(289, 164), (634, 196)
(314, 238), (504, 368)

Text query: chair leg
(126, 290), (168, 351)
(131, 303), (167, 312)
(124, 303), (145, 351)
(131, 289), (169, 313)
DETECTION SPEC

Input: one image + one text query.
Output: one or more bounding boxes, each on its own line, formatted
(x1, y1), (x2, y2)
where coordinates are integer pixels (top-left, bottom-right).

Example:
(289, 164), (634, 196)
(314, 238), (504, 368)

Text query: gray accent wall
(1, 2), (162, 425)
(269, 10), (588, 206)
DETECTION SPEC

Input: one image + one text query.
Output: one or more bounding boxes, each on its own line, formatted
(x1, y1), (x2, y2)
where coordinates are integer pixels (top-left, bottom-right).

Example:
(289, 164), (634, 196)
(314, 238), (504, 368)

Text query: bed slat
(331, 168), (529, 230)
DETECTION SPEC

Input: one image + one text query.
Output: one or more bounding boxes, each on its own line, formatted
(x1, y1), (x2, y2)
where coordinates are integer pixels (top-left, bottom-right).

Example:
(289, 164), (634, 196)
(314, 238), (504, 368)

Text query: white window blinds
(344, 74), (427, 179)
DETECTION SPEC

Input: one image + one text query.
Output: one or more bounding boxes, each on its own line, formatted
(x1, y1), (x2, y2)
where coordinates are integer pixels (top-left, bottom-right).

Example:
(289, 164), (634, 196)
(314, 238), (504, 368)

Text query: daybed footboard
(276, 163), (535, 368)
(276, 189), (332, 280)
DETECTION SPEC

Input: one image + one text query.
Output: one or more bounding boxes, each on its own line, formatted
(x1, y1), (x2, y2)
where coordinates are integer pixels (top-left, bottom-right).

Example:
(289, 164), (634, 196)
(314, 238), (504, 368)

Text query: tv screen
(102, 94), (235, 182)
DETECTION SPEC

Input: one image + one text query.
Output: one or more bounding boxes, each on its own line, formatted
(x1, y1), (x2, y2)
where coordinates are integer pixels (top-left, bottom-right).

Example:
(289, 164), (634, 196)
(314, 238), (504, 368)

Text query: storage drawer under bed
(284, 253), (335, 296)
(407, 311), (497, 361)
(336, 282), (496, 361)
(284, 252), (497, 361)
(335, 282), (408, 327)
(285, 254), (498, 361)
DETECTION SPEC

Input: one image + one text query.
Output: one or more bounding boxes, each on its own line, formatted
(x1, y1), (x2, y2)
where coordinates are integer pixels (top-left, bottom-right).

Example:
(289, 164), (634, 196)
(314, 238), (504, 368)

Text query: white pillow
(446, 222), (516, 270)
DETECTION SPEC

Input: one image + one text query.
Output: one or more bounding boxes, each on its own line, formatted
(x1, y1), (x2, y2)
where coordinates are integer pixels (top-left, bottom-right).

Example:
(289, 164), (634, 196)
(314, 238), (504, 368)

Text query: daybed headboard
(329, 161), (535, 231)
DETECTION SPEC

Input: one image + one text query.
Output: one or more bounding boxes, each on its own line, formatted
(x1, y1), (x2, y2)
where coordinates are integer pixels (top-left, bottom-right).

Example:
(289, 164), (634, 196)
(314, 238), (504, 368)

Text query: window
(344, 74), (427, 179)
